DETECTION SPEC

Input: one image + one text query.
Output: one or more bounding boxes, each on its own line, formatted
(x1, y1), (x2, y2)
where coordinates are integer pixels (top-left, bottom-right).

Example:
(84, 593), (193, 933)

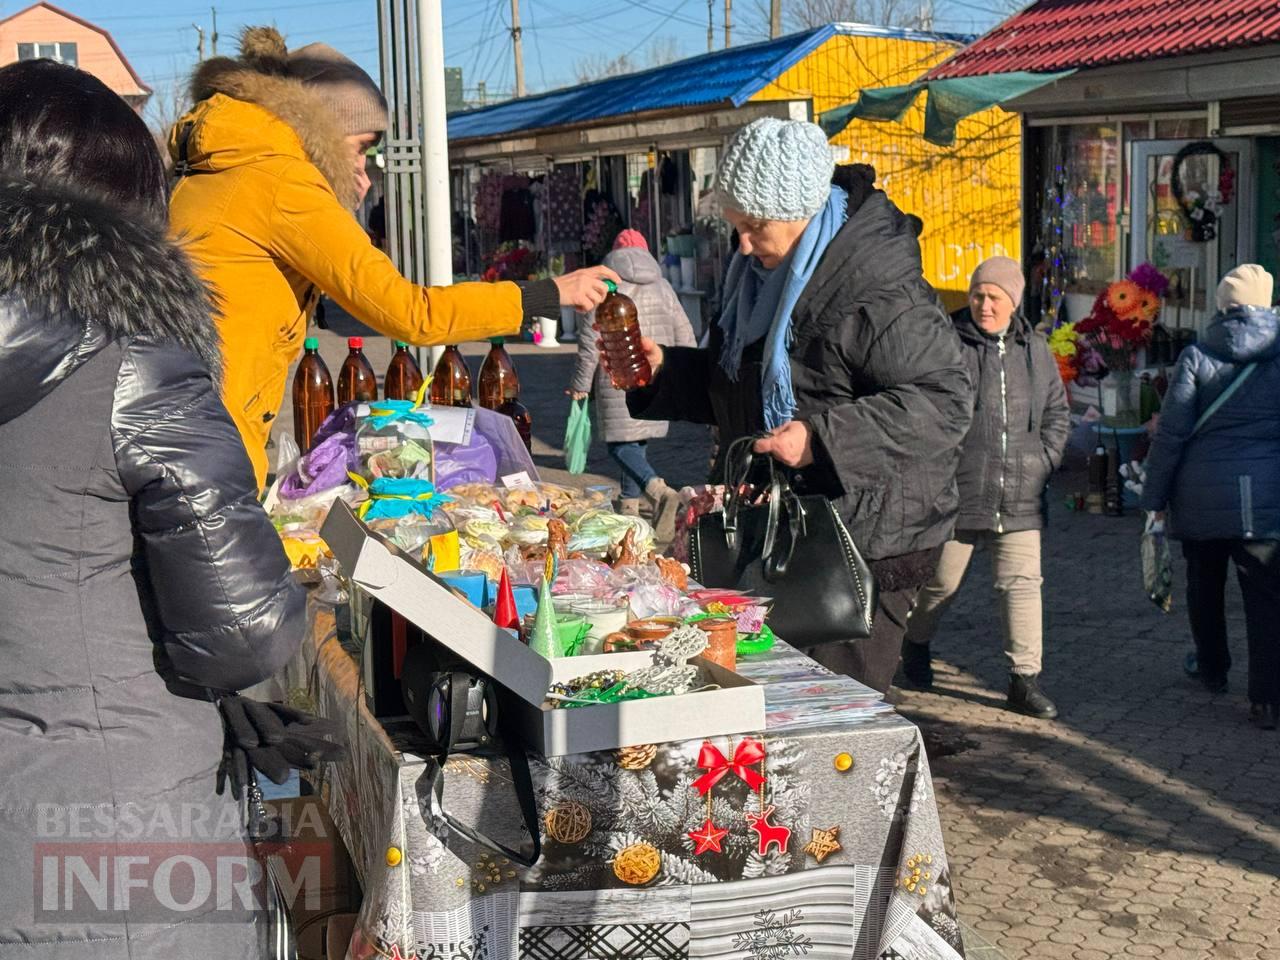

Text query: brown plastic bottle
(384, 341), (424, 401)
(337, 336), (378, 404)
(478, 338), (533, 451)
(596, 279), (652, 390)
(429, 344), (473, 407)
(292, 336), (334, 453)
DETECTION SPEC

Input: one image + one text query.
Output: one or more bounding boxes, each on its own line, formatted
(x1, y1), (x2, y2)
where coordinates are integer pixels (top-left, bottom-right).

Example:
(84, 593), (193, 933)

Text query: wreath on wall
(1170, 141), (1235, 242)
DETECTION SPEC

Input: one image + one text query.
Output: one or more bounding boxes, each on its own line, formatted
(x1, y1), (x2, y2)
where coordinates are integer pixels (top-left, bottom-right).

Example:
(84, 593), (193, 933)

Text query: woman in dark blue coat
(1141, 265), (1280, 730)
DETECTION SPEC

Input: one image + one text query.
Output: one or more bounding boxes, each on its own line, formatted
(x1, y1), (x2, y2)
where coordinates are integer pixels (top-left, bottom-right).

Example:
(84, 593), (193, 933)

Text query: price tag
(426, 405), (475, 446)
(501, 471), (538, 491)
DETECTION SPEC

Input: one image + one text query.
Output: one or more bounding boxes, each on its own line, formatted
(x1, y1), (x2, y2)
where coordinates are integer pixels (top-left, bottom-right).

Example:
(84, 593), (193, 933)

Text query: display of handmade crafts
(545, 624), (709, 708)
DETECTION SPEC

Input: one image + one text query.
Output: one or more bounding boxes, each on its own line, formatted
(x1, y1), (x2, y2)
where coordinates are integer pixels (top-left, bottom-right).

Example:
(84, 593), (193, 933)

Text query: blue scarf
(717, 185), (848, 429)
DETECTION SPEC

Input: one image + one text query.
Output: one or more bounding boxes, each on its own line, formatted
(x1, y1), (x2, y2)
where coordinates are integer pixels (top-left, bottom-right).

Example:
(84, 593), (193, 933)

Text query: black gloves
(215, 696), (346, 800)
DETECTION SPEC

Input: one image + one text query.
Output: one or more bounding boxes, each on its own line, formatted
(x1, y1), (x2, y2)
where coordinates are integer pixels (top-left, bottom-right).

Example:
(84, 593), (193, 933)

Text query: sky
(5, 0), (1008, 120)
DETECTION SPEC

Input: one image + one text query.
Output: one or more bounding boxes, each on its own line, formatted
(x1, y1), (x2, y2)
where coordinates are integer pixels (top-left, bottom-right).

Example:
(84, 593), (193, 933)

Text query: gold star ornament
(803, 825), (843, 863)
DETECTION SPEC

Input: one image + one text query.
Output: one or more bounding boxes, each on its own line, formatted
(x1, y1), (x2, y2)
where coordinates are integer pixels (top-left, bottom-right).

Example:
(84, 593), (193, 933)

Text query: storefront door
(1129, 138), (1255, 330)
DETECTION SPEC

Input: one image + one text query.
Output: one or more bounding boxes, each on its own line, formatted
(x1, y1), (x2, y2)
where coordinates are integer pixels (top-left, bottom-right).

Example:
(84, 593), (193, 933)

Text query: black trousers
(805, 588), (916, 694)
(1182, 539), (1280, 705)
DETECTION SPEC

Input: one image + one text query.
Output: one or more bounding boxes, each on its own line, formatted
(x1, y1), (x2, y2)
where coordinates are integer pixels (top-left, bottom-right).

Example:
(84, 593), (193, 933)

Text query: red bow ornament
(693, 737), (767, 795)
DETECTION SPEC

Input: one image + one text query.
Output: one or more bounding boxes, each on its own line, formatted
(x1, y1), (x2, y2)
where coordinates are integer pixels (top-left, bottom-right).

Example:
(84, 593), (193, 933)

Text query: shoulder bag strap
(1192, 362), (1258, 436)
(429, 683), (541, 867)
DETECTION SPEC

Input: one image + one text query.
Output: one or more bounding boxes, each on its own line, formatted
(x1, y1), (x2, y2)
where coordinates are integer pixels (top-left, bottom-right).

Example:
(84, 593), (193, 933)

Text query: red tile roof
(925, 0), (1280, 80)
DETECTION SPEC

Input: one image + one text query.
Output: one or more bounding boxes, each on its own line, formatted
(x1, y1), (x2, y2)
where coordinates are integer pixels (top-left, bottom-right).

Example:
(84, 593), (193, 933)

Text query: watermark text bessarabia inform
(32, 802), (333, 923)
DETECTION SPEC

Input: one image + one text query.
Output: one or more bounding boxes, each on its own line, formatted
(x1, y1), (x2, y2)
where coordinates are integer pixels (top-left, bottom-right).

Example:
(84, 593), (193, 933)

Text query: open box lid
(321, 500), (554, 705)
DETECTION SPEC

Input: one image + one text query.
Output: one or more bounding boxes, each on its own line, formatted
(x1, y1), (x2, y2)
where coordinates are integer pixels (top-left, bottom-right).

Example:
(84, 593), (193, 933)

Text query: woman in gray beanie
(902, 257), (1070, 719)
(623, 117), (974, 694)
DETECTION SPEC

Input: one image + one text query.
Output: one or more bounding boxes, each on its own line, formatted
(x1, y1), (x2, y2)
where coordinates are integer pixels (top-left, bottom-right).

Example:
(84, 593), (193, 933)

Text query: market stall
(284, 601), (964, 960)
(268, 392), (966, 960)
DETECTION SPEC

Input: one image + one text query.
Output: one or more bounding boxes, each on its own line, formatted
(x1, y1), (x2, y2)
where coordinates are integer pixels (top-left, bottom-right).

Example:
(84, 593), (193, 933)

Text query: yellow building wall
(750, 32), (1022, 311)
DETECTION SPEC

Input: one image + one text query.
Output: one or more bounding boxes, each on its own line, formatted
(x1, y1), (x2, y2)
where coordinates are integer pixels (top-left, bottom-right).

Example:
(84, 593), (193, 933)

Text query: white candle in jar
(571, 599), (630, 655)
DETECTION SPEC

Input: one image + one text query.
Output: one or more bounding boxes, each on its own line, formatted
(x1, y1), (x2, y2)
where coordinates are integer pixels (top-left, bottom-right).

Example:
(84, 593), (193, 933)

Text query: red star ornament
(745, 804), (791, 855)
(688, 818), (729, 855)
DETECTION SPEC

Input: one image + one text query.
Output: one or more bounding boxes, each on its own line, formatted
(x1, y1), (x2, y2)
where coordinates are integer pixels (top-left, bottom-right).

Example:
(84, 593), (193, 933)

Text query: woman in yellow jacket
(169, 27), (616, 488)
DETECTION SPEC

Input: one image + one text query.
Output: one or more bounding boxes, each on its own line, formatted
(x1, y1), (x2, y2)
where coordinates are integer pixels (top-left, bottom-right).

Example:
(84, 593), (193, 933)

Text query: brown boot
(644, 477), (681, 545)
(617, 498), (642, 517)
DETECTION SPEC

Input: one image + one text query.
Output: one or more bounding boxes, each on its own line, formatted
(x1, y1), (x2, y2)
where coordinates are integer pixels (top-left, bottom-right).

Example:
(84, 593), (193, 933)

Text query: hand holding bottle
(554, 266), (623, 312)
(597, 334), (664, 384)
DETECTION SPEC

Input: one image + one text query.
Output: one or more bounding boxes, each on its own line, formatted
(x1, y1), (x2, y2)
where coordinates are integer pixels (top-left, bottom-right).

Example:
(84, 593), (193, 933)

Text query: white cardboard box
(321, 502), (765, 756)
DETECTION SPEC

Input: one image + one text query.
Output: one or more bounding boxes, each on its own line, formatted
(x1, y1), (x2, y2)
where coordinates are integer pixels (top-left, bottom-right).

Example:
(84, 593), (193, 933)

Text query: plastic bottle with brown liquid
(596, 279), (652, 389)
(478, 338), (532, 451)
(429, 344), (473, 407)
(337, 337), (378, 404)
(292, 336), (334, 453)
(384, 341), (424, 400)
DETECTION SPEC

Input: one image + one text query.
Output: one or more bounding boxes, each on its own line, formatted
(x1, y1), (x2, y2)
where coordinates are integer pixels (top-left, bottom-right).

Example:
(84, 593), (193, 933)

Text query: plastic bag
(435, 433), (499, 490)
(1142, 512), (1173, 613)
(564, 398), (591, 475)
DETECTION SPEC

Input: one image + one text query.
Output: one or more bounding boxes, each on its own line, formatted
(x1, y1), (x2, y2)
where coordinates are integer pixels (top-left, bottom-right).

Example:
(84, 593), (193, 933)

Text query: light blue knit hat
(716, 117), (834, 222)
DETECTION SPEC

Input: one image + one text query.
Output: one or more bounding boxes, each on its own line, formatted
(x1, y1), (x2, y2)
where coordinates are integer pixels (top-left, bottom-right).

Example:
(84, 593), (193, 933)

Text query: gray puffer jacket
(572, 246), (696, 443)
(0, 178), (303, 957)
(953, 308), (1071, 532)
(1140, 305), (1280, 541)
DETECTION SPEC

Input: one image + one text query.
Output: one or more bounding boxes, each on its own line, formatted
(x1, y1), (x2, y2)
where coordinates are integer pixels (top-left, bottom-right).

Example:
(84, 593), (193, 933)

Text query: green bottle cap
(303, 337), (319, 350)
(489, 336), (506, 346)
(394, 340), (408, 348)
(604, 279), (618, 294)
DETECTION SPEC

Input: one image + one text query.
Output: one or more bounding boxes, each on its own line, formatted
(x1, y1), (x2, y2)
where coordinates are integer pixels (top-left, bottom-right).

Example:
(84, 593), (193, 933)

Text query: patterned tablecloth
(285, 600), (965, 960)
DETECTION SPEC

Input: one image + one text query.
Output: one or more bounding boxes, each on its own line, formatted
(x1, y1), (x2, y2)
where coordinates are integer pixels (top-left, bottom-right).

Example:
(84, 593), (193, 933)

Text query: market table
(284, 599), (965, 960)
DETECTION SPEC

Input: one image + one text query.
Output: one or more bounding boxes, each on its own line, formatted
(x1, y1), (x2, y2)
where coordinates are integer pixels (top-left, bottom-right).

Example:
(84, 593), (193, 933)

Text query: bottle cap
(303, 337), (319, 350)
(394, 341), (408, 348)
(348, 337), (364, 349)
(489, 336), (506, 346)
(604, 279), (618, 294)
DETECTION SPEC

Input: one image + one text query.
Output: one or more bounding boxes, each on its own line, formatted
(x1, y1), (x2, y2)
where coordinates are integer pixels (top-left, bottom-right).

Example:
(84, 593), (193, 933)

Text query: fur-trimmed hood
(176, 26), (357, 209)
(0, 178), (221, 424)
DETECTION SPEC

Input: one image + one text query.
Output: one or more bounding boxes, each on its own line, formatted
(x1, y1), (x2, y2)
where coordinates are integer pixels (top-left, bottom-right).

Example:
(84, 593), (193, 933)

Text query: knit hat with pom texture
(715, 118), (834, 222)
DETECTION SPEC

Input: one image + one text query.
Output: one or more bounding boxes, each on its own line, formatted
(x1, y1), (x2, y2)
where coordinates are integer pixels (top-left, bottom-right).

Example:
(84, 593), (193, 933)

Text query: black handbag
(688, 436), (878, 646)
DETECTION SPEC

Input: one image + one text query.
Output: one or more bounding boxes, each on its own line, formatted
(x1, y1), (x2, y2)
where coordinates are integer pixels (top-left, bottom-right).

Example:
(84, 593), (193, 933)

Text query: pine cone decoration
(617, 744), (657, 770)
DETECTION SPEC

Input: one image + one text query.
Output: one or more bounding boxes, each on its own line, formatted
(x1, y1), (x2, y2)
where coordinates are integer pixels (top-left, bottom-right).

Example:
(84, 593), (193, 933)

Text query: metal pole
(724, 0), (731, 48)
(419, 0), (451, 368)
(770, 0), (781, 38)
(211, 7), (219, 56)
(194, 24), (205, 62)
(707, 0), (713, 52)
(510, 0), (526, 98)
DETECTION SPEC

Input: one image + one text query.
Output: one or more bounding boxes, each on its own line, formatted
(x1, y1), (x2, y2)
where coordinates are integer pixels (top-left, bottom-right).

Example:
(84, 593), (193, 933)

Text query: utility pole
(194, 23), (205, 62)
(706, 0), (713, 52)
(770, 0), (781, 38)
(724, 0), (732, 48)
(510, 0), (526, 98)
(210, 7), (219, 56)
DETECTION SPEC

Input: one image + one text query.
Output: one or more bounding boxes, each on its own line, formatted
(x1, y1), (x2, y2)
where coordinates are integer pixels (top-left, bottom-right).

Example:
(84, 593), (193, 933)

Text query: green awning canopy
(819, 70), (1076, 147)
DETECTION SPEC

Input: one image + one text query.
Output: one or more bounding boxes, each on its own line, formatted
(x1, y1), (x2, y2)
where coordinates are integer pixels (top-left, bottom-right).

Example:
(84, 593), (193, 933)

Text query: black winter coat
(629, 166), (973, 575)
(952, 308), (1071, 532)
(0, 178), (302, 957)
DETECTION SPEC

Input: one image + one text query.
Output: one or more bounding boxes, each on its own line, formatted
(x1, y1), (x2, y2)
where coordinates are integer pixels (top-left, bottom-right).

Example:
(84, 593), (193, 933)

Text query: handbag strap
(720, 434), (790, 567)
(1192, 362), (1257, 436)
(429, 687), (542, 868)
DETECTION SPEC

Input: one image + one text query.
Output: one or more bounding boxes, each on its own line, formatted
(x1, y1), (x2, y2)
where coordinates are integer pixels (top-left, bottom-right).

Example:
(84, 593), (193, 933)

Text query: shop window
(1154, 117), (1208, 139)
(1042, 123), (1121, 296)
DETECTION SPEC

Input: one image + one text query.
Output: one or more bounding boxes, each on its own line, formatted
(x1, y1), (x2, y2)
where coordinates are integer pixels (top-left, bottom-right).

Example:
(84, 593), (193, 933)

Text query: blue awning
(449, 23), (972, 143)
(819, 69), (1075, 146)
